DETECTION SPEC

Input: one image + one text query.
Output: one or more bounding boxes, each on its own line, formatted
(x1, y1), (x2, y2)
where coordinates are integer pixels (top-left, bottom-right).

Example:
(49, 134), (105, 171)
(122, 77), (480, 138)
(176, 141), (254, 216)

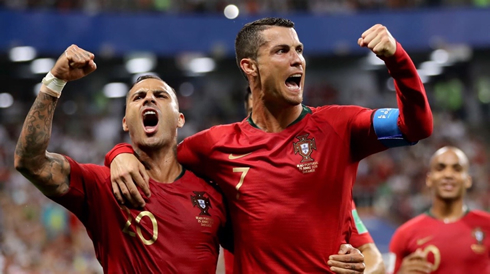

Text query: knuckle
(129, 188), (139, 195)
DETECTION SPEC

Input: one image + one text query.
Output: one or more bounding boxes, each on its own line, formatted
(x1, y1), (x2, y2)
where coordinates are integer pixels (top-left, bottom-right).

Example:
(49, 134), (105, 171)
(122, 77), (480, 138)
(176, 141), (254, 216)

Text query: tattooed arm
(14, 45), (97, 197)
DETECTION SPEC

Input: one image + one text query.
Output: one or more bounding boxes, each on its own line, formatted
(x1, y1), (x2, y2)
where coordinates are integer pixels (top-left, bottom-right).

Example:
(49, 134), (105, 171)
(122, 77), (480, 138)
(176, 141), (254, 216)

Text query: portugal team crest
(293, 134), (317, 162)
(191, 191), (211, 216)
(471, 227), (486, 254)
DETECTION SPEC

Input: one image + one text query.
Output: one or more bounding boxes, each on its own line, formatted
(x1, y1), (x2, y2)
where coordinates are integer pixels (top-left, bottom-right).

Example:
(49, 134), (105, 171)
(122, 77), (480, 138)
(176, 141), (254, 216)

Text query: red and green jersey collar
(424, 206), (470, 220)
(247, 104), (312, 129)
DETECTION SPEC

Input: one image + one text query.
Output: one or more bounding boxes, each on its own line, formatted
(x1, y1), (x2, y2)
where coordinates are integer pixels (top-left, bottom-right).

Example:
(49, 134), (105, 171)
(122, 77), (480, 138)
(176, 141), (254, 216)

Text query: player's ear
(177, 113), (185, 128)
(425, 173), (433, 188)
(464, 174), (472, 189)
(122, 117), (129, 132)
(240, 58), (258, 77)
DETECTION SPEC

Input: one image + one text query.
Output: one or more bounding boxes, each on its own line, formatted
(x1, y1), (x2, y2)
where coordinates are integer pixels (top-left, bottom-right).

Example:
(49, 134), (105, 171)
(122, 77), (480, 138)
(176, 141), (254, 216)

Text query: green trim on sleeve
(352, 208), (368, 234)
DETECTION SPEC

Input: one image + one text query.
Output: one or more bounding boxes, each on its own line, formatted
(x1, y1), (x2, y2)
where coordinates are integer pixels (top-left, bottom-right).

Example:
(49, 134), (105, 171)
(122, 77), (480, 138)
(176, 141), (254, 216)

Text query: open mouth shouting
(285, 73), (302, 92)
(142, 108), (159, 134)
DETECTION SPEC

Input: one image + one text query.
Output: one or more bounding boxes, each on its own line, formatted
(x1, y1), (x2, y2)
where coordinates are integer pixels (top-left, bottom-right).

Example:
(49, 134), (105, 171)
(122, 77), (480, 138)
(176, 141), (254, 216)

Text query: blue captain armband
(373, 108), (417, 148)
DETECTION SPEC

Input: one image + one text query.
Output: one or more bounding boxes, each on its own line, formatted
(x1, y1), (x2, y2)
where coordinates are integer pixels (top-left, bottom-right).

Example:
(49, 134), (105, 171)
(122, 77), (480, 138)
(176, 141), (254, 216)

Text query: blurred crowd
(0, 0), (489, 14)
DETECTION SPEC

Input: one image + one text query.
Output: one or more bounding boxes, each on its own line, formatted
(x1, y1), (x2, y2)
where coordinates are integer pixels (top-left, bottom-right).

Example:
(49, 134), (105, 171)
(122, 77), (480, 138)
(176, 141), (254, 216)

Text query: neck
(134, 144), (182, 184)
(430, 198), (467, 223)
(251, 102), (303, 133)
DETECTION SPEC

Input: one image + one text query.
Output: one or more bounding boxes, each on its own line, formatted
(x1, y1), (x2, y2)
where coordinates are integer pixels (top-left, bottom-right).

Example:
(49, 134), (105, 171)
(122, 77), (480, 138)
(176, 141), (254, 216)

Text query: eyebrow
(131, 89), (170, 98)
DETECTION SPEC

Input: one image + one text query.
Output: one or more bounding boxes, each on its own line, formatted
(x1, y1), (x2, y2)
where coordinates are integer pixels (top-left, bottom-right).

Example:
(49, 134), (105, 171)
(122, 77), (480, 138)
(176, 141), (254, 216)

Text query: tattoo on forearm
(16, 93), (57, 158)
(15, 92), (70, 194)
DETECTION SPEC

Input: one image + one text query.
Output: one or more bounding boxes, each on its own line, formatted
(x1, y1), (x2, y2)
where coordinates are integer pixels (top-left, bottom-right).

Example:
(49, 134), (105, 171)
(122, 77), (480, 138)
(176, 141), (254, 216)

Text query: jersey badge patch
(471, 227), (486, 254)
(293, 134), (318, 173)
(191, 191), (211, 216)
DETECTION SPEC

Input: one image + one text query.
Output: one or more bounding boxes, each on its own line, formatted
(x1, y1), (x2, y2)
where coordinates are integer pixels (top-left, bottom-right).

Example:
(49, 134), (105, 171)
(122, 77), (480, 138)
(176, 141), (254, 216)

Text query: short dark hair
(235, 17), (295, 77)
(130, 74), (163, 90)
(127, 74), (178, 102)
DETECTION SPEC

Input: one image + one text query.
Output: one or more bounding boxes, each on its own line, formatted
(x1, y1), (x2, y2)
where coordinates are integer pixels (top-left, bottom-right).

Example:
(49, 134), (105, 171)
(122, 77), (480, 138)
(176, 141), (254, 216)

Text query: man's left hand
(328, 243), (365, 273)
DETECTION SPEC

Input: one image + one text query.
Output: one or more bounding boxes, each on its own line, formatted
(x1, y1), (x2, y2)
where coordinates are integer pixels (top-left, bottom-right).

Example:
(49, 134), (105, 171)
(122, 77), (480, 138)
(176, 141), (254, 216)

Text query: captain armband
(372, 108), (417, 148)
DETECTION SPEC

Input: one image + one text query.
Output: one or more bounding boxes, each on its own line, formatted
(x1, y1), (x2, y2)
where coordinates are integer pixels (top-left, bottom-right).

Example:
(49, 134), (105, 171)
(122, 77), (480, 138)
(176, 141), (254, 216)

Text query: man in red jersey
(220, 89), (386, 274)
(14, 45), (232, 272)
(106, 17), (432, 273)
(388, 146), (490, 274)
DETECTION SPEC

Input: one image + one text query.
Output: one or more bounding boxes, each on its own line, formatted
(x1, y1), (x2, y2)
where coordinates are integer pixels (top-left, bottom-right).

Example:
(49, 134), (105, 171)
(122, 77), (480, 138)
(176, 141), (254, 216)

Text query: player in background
(389, 146), (490, 274)
(14, 45), (232, 272)
(106, 17), (432, 273)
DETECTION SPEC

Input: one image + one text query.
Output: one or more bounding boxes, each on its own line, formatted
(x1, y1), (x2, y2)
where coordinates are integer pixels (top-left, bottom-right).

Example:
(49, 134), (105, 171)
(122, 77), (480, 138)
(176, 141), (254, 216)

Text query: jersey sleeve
(104, 143), (135, 167)
(381, 42), (433, 142)
(349, 201), (374, 247)
(177, 129), (215, 179)
(50, 156), (108, 224)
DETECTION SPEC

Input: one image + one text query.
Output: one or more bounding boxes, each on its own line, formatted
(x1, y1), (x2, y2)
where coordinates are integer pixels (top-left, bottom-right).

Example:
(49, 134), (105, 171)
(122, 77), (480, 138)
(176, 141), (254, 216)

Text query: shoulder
(309, 104), (369, 115)
(467, 210), (490, 220)
(308, 104), (373, 123)
(65, 155), (109, 178)
(395, 214), (429, 234)
(183, 122), (241, 143)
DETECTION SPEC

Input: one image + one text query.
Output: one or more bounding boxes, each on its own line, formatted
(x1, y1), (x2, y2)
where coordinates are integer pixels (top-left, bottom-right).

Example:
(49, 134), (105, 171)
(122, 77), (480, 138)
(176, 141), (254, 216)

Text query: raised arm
(14, 45), (96, 197)
(350, 24), (432, 160)
(359, 24), (433, 143)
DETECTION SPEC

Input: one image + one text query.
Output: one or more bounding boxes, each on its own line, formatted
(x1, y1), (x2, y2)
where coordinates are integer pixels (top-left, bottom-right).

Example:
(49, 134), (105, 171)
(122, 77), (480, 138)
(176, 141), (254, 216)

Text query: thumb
(338, 244), (353, 255)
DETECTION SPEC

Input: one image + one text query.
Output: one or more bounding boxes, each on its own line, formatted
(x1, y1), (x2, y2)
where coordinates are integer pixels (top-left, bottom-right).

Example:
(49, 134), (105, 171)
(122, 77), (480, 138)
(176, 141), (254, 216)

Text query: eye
(296, 47), (303, 54)
(156, 92), (169, 99)
(134, 94), (143, 101)
(453, 165), (463, 172)
(435, 164), (445, 171)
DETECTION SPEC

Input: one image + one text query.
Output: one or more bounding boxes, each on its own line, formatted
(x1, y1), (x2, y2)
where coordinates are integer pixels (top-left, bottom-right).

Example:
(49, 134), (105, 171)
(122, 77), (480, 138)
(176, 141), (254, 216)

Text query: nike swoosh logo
(228, 153), (252, 160)
(417, 236), (433, 245)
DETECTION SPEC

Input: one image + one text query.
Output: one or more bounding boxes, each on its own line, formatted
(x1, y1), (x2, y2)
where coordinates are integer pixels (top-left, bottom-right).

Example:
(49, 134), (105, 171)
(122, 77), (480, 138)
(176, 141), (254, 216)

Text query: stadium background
(1, 0), (490, 272)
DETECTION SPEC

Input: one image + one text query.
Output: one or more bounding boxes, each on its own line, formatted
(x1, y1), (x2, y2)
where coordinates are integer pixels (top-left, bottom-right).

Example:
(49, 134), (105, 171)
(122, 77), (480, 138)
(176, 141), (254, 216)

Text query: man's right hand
(110, 153), (150, 208)
(51, 44), (97, 82)
(397, 249), (433, 274)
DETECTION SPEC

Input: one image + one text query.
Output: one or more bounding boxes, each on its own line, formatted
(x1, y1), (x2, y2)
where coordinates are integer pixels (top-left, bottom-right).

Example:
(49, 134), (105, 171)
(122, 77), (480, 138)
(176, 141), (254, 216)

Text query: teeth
(290, 74), (301, 78)
(144, 110), (156, 116)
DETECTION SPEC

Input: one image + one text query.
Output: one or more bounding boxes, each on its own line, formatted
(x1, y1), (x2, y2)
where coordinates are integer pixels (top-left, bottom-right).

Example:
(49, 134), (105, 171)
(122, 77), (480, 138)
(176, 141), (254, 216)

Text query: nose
(441, 167), (455, 178)
(290, 50), (303, 68)
(143, 93), (156, 105)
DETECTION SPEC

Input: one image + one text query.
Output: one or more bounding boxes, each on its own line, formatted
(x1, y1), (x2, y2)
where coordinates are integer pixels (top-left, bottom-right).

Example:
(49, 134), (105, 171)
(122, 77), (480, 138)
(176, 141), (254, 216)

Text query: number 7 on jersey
(233, 167), (250, 199)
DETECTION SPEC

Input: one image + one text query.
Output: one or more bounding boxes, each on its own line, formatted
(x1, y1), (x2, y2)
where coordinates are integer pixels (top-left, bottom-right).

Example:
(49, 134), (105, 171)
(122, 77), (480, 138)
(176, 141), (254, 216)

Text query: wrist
(41, 71), (67, 98)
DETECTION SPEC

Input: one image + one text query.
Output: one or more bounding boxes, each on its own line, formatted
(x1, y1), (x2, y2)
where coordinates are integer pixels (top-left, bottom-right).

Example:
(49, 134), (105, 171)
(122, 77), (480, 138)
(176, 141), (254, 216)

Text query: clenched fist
(358, 24), (397, 58)
(51, 44), (97, 82)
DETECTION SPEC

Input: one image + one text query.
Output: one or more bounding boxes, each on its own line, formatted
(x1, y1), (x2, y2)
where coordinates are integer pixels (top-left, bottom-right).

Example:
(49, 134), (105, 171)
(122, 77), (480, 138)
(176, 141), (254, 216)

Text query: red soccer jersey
(177, 104), (387, 273)
(52, 156), (229, 273)
(389, 210), (490, 274)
